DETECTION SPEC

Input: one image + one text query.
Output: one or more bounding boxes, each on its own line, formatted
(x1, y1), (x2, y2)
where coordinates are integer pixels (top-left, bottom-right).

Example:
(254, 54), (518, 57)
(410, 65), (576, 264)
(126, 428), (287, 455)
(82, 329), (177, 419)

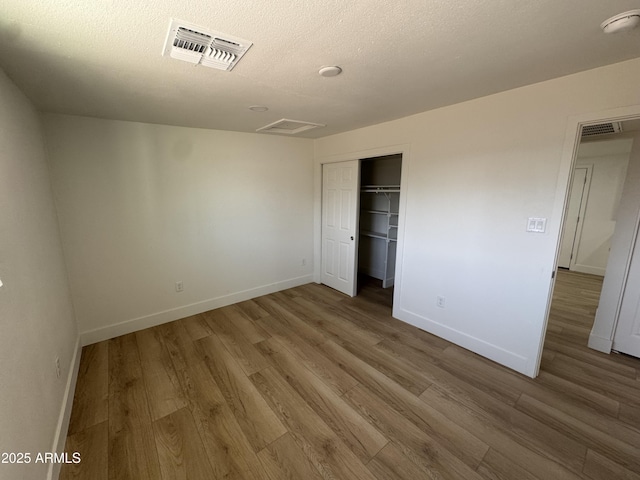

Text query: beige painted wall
(314, 58), (640, 377)
(43, 115), (315, 343)
(0, 70), (78, 479)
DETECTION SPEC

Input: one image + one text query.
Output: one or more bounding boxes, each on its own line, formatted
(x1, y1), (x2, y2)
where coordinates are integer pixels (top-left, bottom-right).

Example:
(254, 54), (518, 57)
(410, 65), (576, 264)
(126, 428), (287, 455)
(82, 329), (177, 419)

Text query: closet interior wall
(358, 154), (402, 289)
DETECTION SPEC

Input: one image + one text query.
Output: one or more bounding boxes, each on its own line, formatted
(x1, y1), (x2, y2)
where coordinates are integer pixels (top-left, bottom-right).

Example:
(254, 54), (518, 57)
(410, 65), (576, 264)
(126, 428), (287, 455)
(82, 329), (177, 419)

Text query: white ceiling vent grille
(162, 19), (252, 71)
(256, 119), (326, 135)
(582, 122), (623, 137)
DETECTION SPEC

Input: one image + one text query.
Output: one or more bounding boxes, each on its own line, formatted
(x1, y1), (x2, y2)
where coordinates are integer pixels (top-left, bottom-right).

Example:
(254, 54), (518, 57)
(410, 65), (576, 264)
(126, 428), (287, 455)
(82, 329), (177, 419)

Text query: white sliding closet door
(321, 161), (359, 296)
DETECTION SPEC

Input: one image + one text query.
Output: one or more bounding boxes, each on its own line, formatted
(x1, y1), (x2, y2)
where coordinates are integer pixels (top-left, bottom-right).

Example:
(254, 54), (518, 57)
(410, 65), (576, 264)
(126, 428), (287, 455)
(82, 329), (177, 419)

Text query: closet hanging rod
(361, 185), (400, 193)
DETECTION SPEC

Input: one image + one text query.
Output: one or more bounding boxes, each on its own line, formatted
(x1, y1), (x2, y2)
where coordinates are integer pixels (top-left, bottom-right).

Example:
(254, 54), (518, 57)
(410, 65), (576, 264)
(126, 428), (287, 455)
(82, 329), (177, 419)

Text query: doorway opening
(320, 153), (403, 310)
(357, 154), (402, 300)
(542, 118), (640, 370)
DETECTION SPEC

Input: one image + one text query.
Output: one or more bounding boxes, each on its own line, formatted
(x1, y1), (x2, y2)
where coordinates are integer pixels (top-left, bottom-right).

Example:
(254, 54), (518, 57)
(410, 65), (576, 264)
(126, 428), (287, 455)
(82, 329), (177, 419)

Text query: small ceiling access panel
(256, 118), (326, 135)
(163, 19), (252, 71)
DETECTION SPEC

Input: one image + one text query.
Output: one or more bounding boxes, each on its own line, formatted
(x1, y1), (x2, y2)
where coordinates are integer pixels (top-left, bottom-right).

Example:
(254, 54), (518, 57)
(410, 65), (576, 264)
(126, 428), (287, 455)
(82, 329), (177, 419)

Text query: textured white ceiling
(1, 0), (639, 138)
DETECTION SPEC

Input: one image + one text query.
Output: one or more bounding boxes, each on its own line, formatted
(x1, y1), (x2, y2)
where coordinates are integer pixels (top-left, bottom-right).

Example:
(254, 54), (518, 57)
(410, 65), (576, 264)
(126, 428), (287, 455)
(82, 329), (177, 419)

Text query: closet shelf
(360, 230), (398, 241)
(365, 209), (399, 215)
(359, 156), (402, 289)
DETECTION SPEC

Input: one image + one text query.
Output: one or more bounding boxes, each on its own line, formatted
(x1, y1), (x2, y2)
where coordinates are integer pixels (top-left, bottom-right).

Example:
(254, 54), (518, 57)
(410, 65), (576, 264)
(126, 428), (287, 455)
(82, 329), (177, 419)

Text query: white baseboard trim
(80, 275), (313, 345)
(48, 335), (82, 480)
(394, 306), (531, 377)
(588, 332), (612, 353)
(572, 264), (606, 277)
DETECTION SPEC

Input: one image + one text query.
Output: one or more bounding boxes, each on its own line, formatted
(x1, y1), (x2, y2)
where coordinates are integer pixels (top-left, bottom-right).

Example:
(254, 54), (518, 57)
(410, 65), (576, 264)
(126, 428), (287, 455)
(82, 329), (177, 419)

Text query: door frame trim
(314, 144), (410, 314)
(566, 164), (594, 272)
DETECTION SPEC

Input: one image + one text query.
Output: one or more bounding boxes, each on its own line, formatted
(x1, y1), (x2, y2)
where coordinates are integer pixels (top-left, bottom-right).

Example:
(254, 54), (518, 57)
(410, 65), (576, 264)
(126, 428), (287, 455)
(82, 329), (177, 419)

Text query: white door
(321, 160), (359, 296)
(558, 167), (590, 269)
(612, 223), (640, 358)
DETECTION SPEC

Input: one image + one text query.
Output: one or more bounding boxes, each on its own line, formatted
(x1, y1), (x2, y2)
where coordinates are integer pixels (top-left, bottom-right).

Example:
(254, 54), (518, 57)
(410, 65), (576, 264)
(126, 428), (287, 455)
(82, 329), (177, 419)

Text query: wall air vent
(581, 122), (623, 137)
(162, 19), (252, 71)
(256, 118), (326, 135)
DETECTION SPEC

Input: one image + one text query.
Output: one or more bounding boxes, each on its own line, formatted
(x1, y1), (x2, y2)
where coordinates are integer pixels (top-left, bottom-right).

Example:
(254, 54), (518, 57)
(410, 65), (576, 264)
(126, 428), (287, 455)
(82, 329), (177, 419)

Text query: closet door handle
(350, 236), (354, 241)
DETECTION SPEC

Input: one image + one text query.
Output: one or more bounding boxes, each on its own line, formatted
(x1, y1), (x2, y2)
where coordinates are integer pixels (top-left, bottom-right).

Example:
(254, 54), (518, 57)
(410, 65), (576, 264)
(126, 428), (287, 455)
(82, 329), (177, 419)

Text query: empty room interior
(3, 1), (640, 479)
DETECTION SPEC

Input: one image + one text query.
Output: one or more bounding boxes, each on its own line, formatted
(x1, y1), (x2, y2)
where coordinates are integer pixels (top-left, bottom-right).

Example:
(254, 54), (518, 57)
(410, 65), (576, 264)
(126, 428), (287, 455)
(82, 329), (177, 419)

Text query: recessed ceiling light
(601, 10), (640, 33)
(249, 105), (269, 112)
(319, 66), (342, 77)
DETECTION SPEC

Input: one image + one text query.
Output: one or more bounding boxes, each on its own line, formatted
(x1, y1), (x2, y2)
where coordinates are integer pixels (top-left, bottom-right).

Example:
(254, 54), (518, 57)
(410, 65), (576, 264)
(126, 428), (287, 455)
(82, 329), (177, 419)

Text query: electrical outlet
(436, 296), (446, 308)
(55, 357), (61, 379)
(175, 281), (184, 292)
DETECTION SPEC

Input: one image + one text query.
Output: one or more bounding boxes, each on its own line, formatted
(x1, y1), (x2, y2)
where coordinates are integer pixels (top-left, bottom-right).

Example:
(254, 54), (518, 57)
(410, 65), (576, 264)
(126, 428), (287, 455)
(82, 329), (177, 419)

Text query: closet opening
(357, 154), (402, 300)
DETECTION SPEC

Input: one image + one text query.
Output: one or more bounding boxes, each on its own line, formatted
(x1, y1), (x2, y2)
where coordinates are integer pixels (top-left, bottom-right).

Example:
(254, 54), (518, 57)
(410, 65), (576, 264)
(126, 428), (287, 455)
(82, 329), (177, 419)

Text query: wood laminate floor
(60, 271), (640, 479)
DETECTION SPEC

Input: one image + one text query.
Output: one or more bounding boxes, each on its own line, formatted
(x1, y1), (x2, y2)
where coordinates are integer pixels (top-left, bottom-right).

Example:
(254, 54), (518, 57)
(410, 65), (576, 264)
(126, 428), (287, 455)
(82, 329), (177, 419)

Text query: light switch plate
(527, 217), (547, 233)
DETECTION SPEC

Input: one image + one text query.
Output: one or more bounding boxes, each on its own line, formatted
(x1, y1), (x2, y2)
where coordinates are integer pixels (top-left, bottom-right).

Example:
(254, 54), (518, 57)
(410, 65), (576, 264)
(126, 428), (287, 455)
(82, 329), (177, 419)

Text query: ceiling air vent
(256, 119), (326, 135)
(162, 19), (252, 71)
(581, 122), (623, 137)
